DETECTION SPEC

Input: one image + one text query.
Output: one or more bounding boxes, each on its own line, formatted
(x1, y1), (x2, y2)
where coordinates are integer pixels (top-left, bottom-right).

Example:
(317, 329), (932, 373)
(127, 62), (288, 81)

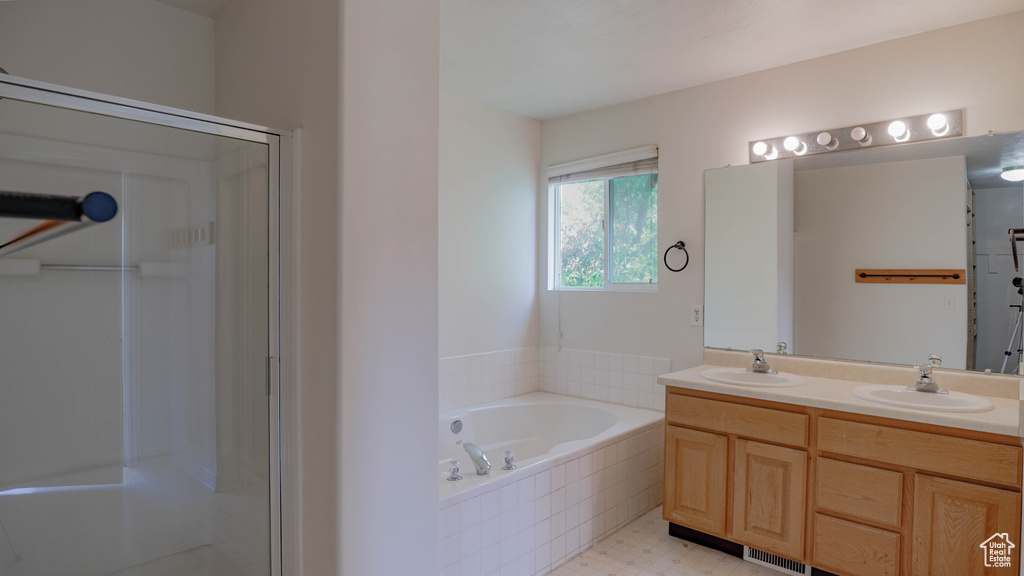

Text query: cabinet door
(731, 439), (807, 560)
(913, 475), (1021, 576)
(663, 425), (727, 536)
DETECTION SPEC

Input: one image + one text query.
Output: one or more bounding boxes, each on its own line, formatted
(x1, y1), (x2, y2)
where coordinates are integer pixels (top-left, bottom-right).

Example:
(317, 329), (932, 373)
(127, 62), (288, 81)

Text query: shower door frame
(0, 74), (294, 576)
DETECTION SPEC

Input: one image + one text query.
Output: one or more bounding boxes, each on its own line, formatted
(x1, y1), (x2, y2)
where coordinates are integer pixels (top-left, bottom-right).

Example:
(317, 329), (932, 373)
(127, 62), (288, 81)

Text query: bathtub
(438, 392), (664, 576)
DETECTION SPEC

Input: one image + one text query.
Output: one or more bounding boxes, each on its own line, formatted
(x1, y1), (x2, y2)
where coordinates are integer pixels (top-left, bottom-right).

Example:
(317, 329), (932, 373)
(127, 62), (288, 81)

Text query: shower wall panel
(0, 154), (125, 489)
(0, 130), (217, 490)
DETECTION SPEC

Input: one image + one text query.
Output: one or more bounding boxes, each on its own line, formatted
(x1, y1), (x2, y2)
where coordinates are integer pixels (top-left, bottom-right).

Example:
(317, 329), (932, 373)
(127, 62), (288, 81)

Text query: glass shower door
(0, 90), (276, 576)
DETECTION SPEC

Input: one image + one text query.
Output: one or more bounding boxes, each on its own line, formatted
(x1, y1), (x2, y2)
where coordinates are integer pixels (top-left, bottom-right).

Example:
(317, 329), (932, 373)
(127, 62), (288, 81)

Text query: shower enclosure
(0, 76), (287, 576)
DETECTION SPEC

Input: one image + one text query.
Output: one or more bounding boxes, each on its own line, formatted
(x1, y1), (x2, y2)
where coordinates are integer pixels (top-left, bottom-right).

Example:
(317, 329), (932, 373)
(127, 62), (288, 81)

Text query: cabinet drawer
(667, 393), (807, 447)
(816, 458), (902, 528)
(817, 417), (1021, 487)
(813, 514), (900, 576)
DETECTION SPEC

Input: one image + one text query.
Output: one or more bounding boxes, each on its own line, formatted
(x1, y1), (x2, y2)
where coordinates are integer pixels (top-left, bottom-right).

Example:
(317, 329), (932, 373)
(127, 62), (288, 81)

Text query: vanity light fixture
(748, 109), (963, 163)
(1001, 167), (1024, 182)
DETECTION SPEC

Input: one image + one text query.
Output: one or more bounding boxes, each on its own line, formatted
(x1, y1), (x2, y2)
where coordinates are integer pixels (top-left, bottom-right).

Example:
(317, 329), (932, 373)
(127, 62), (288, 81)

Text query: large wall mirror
(705, 130), (1024, 373)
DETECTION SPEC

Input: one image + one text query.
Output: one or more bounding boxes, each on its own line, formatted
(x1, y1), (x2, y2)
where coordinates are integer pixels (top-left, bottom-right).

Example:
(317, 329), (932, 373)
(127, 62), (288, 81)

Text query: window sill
(552, 284), (657, 293)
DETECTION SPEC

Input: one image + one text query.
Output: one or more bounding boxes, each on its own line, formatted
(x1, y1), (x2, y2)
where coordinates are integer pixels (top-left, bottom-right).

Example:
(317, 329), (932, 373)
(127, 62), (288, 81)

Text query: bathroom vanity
(660, 352), (1022, 576)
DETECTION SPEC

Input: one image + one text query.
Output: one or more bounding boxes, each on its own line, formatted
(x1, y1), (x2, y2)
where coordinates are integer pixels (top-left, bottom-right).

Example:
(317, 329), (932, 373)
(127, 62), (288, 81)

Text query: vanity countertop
(659, 364), (1020, 437)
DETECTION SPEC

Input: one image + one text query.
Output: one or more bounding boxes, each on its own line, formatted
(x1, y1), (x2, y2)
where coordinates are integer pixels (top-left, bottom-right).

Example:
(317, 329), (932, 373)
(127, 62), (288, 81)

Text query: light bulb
(782, 136), (807, 156)
(927, 113), (949, 136)
(816, 132), (838, 149)
(752, 141), (769, 156)
(1001, 167), (1024, 182)
(888, 120), (910, 141)
(851, 126), (871, 145)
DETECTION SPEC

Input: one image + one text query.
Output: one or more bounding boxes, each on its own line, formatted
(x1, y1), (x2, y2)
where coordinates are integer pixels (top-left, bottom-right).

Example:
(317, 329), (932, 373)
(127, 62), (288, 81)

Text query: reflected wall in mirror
(705, 131), (1024, 373)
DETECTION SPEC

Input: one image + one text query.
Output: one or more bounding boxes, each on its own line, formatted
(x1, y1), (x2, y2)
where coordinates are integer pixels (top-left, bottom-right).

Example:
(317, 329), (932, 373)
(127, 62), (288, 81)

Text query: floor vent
(743, 546), (810, 576)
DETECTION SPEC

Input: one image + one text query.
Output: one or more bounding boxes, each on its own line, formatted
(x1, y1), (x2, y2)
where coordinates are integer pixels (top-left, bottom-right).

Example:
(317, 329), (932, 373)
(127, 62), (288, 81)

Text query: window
(548, 148), (658, 290)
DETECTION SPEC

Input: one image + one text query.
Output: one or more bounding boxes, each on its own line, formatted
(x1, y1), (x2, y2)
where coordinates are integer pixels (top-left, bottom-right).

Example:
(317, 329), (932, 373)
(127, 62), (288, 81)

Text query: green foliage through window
(611, 174), (658, 284)
(556, 173), (657, 289)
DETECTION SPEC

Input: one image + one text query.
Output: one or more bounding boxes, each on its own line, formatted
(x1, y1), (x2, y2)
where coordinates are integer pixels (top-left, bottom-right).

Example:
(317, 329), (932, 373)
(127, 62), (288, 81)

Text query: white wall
(340, 0), (440, 572)
(214, 1), (340, 571)
(0, 0), (214, 113)
(539, 12), (1024, 372)
(793, 157), (968, 368)
(439, 92), (540, 357)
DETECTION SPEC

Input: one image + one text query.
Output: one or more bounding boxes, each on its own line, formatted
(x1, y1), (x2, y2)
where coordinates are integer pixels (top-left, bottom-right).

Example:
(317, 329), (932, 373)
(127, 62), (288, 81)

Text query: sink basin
(700, 367), (804, 388)
(852, 384), (994, 413)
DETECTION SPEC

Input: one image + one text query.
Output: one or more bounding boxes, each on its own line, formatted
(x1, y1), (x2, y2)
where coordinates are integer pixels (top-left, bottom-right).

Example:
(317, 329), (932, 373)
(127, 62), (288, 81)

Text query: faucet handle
(748, 349), (776, 374)
(916, 363), (933, 378)
(502, 450), (517, 471)
(447, 459), (462, 482)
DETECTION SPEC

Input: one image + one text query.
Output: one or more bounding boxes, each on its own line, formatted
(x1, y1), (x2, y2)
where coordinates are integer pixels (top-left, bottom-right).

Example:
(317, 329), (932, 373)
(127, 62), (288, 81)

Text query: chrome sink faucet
(910, 354), (948, 394)
(748, 349), (777, 374)
(463, 442), (491, 475)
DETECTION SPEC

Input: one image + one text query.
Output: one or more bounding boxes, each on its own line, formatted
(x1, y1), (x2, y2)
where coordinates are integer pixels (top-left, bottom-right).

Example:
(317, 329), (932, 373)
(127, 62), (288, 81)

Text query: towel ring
(664, 241), (689, 272)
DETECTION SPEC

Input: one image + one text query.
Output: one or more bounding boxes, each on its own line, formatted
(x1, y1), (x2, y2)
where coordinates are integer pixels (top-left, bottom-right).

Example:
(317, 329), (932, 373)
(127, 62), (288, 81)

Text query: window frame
(549, 167), (659, 292)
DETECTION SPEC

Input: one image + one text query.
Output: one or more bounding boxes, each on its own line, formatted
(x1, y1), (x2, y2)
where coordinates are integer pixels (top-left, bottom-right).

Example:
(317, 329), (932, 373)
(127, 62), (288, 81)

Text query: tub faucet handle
(446, 459), (462, 482)
(502, 450), (517, 471)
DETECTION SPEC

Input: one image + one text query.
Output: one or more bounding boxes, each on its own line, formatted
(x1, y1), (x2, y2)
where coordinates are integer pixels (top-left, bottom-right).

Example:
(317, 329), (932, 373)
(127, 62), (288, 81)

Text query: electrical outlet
(944, 296), (955, 310)
(690, 305), (703, 326)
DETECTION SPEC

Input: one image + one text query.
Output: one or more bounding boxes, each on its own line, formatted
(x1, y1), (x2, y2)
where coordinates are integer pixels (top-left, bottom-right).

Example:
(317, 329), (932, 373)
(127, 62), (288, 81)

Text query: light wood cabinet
(667, 394), (807, 447)
(664, 387), (1023, 576)
(731, 439), (807, 559)
(812, 513), (901, 576)
(818, 417), (1021, 487)
(664, 389), (809, 562)
(912, 475), (1021, 576)
(663, 425), (727, 535)
(816, 458), (903, 528)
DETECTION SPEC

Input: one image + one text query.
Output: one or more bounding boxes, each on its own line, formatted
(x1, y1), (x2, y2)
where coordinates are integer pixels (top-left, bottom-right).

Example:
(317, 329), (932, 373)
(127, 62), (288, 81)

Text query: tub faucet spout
(463, 443), (491, 475)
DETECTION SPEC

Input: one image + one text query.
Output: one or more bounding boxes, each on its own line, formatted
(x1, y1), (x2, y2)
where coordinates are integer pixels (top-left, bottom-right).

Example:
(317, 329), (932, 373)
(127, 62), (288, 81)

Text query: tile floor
(546, 507), (782, 576)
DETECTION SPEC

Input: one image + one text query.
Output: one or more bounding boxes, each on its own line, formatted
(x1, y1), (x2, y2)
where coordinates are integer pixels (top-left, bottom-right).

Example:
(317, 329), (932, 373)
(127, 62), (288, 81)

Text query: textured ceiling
(441, 0), (1024, 119)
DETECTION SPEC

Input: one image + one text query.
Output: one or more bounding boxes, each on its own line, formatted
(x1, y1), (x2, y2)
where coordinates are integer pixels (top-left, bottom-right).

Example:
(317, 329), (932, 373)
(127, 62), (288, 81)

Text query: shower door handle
(265, 356), (278, 398)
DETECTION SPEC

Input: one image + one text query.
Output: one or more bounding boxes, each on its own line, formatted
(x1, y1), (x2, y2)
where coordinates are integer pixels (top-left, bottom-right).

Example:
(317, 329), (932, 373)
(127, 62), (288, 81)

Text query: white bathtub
(438, 392), (664, 576)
